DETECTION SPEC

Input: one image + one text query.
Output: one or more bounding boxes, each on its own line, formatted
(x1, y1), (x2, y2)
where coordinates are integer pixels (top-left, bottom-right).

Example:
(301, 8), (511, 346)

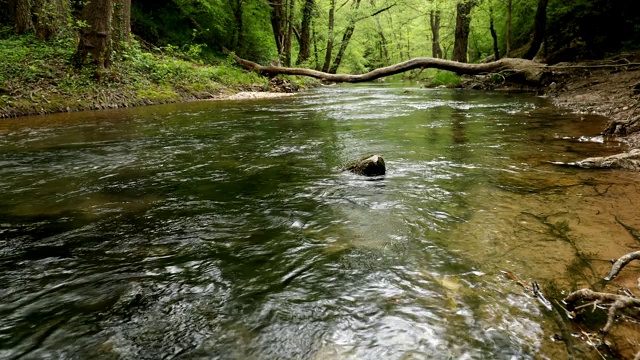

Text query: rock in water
(344, 154), (386, 176)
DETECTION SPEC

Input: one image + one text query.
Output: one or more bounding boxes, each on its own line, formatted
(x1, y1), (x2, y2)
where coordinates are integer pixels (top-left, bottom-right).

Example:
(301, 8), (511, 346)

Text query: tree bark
(376, 21), (390, 65)
(75, 0), (114, 70)
(231, 54), (546, 84)
(14, 0), (32, 33)
(296, 0), (314, 65)
(328, 0), (362, 74)
(270, 0), (287, 59)
(505, 0), (512, 57)
(452, 0), (475, 63)
(111, 0), (131, 50)
(429, 10), (442, 59)
(284, 0), (295, 66)
(229, 0), (244, 53)
(523, 0), (549, 60)
(489, 7), (499, 60)
(321, 0), (335, 72)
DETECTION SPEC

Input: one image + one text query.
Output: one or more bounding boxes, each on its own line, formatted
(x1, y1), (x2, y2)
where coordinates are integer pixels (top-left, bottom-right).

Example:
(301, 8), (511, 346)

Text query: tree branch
(229, 55), (546, 83)
(604, 250), (640, 281)
(355, 2), (396, 22)
(564, 288), (640, 338)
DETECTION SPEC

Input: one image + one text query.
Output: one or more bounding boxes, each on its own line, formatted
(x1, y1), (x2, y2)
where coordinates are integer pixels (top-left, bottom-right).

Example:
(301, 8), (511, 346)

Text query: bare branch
(564, 288), (640, 338)
(604, 250), (640, 281)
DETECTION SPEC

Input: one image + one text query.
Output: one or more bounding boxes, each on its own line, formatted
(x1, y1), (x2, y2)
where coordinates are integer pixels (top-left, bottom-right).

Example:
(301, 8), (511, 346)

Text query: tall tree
(321, 0), (335, 72)
(75, 0), (114, 71)
(11, 0), (69, 40)
(229, 0), (245, 53)
(505, 0), (511, 57)
(112, 0), (131, 48)
(489, 5), (499, 60)
(296, 0), (314, 64)
(13, 0), (33, 33)
(270, 0), (287, 59)
(284, 0), (295, 65)
(523, 0), (548, 60)
(452, 0), (475, 63)
(429, 9), (442, 58)
(328, 0), (362, 73)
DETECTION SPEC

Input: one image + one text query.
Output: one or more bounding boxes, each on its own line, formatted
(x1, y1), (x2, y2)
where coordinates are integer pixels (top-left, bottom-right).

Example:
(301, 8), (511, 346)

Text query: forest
(1, 0), (639, 78)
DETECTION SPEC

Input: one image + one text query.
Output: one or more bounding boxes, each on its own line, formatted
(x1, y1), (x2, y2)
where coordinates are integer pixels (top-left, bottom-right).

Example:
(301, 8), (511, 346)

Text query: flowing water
(1, 84), (639, 359)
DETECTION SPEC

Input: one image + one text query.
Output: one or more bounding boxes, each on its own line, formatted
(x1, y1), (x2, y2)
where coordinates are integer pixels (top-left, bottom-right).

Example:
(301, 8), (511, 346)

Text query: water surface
(1, 84), (638, 359)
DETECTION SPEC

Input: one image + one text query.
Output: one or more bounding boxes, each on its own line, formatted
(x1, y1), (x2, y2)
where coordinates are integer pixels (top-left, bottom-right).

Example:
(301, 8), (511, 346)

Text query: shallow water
(1, 84), (639, 359)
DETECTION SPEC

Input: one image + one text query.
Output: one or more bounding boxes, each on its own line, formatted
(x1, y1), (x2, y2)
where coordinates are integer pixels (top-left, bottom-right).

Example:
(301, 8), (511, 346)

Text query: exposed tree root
(564, 288), (640, 337)
(604, 251), (640, 281)
(555, 149), (640, 171)
(230, 54), (547, 84)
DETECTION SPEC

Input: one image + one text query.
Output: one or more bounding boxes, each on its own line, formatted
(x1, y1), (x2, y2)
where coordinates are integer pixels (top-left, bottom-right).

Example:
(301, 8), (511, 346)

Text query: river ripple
(0, 84), (637, 359)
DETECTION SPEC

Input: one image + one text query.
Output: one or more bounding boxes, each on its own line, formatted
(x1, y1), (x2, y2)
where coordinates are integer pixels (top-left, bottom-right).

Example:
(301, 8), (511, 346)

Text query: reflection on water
(0, 84), (638, 359)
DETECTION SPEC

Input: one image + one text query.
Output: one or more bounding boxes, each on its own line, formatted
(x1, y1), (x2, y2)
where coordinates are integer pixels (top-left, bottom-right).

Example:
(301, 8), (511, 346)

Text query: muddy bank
(549, 52), (640, 148)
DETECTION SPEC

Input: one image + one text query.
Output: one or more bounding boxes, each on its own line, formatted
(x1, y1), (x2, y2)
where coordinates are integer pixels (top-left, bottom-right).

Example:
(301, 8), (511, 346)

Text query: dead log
(230, 53), (547, 84)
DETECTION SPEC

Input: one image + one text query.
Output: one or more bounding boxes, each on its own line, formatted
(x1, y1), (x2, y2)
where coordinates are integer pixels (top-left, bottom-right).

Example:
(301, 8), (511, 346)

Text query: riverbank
(0, 31), (313, 119)
(548, 52), (640, 147)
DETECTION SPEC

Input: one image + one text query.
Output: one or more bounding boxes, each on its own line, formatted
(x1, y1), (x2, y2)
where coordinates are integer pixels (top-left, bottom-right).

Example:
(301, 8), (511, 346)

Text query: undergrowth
(422, 69), (461, 87)
(0, 28), (310, 117)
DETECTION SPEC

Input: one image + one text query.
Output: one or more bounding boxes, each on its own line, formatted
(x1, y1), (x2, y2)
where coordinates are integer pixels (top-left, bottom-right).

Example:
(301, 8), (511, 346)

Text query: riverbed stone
(344, 154), (386, 176)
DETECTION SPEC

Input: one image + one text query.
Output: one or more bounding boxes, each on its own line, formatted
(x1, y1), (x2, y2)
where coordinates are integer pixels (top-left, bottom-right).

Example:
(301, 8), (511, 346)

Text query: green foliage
(0, 29), (272, 116)
(423, 70), (461, 87)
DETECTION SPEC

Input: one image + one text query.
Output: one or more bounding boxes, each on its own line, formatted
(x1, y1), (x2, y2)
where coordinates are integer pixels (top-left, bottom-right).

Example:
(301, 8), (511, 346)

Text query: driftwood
(604, 250), (640, 281)
(230, 54), (547, 84)
(556, 149), (640, 171)
(564, 289), (640, 338)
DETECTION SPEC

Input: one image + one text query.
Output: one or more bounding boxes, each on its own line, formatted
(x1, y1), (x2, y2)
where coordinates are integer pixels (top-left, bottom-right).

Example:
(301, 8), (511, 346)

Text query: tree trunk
(111, 0), (131, 50)
(429, 10), (442, 58)
(231, 54), (546, 84)
(376, 20), (390, 66)
(505, 0), (512, 57)
(321, 0), (335, 72)
(230, 0), (244, 52)
(75, 0), (114, 70)
(523, 0), (549, 60)
(31, 0), (62, 40)
(270, 0), (287, 59)
(328, 0), (361, 73)
(452, 0), (474, 63)
(14, 0), (32, 33)
(296, 0), (314, 65)
(312, 22), (320, 69)
(328, 24), (355, 73)
(284, 0), (295, 66)
(489, 7), (499, 60)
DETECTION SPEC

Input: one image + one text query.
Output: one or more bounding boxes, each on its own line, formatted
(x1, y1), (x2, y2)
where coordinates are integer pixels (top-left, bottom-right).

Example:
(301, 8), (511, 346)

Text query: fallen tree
(230, 54), (548, 84)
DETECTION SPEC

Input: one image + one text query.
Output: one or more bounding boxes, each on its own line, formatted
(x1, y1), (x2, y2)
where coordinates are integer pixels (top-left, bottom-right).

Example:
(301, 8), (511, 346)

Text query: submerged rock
(344, 154), (386, 176)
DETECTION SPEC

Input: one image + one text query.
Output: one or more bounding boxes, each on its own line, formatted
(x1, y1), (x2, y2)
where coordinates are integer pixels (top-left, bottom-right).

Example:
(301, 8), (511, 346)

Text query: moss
(137, 87), (182, 103)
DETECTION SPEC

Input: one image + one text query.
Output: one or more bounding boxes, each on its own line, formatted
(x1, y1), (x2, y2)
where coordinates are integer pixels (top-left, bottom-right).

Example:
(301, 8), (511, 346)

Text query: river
(1, 84), (639, 359)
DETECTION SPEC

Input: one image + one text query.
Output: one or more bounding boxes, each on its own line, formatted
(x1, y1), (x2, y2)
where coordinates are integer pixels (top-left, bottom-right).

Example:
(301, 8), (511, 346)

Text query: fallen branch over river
(230, 54), (547, 84)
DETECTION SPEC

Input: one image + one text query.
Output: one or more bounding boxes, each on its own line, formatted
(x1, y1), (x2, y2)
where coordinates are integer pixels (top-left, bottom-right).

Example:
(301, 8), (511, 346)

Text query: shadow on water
(1, 84), (638, 359)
